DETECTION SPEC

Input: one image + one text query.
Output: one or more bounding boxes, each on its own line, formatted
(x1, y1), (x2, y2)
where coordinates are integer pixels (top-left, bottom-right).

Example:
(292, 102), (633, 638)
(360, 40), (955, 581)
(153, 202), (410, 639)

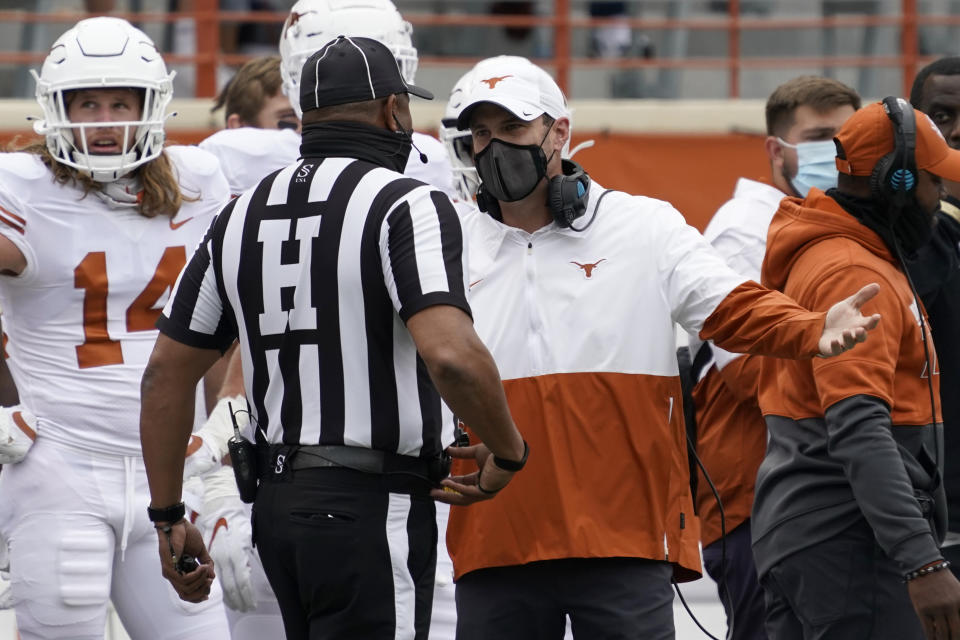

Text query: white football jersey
(0, 146), (230, 456)
(199, 127), (456, 198)
(406, 132), (456, 199)
(199, 127), (302, 197)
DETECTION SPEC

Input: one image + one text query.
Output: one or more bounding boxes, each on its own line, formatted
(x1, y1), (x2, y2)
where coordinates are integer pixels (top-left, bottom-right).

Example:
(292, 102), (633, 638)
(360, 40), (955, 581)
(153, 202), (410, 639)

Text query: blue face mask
(778, 138), (839, 198)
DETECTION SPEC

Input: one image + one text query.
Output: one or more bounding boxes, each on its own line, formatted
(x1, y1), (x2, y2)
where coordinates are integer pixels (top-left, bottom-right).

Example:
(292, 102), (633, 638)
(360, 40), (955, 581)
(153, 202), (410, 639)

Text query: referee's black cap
(299, 36), (434, 113)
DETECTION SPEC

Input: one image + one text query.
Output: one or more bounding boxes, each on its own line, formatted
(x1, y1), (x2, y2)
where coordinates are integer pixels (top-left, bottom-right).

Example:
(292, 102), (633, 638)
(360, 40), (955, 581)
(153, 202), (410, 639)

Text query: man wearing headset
(687, 75), (860, 640)
(751, 98), (960, 640)
(444, 61), (885, 640)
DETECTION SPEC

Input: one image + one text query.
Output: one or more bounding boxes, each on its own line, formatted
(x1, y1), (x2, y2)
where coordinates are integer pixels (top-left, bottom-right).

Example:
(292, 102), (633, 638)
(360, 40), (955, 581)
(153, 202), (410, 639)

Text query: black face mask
(300, 120), (410, 173)
(829, 188), (938, 256)
(893, 201), (938, 255)
(474, 124), (555, 203)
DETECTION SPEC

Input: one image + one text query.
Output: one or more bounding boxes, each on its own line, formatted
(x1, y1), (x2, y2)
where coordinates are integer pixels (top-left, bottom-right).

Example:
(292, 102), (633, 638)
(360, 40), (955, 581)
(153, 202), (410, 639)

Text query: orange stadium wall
(0, 128), (770, 233)
(568, 131), (769, 232)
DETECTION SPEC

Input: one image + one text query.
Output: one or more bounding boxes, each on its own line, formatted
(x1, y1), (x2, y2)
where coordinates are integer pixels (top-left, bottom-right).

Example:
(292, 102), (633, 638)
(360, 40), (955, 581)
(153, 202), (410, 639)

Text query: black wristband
(147, 502), (186, 524)
(476, 466), (501, 495)
(493, 440), (529, 472)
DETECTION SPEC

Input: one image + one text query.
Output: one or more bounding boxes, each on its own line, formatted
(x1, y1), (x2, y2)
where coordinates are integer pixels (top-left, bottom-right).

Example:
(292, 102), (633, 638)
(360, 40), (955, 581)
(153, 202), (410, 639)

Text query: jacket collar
(471, 181), (606, 253)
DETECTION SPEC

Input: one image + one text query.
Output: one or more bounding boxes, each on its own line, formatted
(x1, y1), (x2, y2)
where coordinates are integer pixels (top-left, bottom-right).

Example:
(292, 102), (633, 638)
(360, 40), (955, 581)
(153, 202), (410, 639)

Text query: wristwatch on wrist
(147, 501), (186, 524)
(492, 440), (530, 472)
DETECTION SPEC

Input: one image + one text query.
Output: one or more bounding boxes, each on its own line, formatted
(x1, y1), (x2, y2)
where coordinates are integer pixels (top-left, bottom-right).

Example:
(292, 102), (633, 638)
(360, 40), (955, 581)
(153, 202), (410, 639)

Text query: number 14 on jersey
(73, 246), (186, 368)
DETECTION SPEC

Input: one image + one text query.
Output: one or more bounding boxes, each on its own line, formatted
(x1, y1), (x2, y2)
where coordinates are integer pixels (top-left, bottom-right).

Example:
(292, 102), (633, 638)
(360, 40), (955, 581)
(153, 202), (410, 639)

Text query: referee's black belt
(258, 444), (448, 484)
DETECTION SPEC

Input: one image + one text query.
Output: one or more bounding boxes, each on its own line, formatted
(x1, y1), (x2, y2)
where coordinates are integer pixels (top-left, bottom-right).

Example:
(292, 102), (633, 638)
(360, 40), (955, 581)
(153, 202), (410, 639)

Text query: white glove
(182, 476), (205, 519)
(197, 466), (256, 612)
(0, 405), (37, 464)
(183, 395), (247, 481)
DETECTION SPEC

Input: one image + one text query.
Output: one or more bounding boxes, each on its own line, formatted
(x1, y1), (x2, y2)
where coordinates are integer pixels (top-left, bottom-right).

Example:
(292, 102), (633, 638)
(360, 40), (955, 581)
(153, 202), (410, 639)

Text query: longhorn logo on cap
(481, 75), (512, 89)
(284, 11), (303, 35)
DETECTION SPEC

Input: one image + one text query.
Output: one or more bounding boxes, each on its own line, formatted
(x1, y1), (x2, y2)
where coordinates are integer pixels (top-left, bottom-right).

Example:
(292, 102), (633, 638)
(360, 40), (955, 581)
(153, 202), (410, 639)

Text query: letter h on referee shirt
(257, 217), (322, 335)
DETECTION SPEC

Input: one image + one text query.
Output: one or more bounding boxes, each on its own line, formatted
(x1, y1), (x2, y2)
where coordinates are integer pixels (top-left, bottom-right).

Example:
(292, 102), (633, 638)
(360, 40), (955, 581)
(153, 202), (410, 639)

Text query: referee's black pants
(254, 466), (437, 640)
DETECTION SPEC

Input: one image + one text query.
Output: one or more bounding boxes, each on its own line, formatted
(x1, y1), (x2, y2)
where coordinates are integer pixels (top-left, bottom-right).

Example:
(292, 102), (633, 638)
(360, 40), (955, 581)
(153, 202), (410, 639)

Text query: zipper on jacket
(524, 240), (544, 374)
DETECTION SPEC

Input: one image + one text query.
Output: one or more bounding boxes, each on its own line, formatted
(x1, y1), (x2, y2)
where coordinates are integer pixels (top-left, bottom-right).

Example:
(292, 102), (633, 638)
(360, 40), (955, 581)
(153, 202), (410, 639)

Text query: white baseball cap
(456, 59), (569, 129)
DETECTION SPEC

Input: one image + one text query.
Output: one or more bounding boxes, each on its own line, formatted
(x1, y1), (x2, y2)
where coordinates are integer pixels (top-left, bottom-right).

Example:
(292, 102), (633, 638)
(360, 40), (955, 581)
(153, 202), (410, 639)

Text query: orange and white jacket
(448, 181), (828, 582)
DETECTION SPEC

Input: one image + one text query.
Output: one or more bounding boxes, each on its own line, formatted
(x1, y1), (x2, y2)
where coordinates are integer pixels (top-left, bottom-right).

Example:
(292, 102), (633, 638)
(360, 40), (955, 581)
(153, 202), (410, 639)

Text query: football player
(0, 17), (231, 640)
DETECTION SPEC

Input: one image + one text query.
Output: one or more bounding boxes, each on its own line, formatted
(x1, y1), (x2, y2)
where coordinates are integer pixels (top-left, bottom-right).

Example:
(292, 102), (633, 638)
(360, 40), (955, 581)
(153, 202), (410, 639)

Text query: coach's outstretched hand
(818, 283), (882, 357)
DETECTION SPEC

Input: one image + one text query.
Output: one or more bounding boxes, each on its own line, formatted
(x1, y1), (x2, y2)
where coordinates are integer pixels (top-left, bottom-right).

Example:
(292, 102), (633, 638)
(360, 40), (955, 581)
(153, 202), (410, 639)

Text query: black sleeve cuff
(399, 292), (473, 324)
(156, 315), (235, 354)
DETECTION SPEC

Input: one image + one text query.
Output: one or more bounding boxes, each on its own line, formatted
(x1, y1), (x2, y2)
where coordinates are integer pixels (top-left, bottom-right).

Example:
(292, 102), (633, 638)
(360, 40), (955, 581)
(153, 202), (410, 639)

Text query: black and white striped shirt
(159, 156), (470, 456)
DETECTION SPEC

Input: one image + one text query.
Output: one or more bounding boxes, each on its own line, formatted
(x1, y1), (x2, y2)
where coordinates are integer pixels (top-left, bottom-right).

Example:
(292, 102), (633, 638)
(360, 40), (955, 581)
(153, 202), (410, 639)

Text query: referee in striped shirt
(140, 36), (527, 640)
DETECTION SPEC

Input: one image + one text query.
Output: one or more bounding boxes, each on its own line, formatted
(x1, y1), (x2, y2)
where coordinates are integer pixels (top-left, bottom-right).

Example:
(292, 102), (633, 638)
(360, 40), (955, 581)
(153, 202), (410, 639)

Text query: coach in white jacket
(443, 59), (882, 640)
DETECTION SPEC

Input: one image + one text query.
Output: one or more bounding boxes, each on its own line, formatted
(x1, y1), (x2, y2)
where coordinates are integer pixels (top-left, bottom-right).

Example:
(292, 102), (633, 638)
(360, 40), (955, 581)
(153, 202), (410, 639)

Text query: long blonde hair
(13, 138), (194, 219)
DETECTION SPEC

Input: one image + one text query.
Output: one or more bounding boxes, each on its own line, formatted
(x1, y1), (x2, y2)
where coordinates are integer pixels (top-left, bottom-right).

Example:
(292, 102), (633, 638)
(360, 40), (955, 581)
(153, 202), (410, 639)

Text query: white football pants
(0, 437), (230, 640)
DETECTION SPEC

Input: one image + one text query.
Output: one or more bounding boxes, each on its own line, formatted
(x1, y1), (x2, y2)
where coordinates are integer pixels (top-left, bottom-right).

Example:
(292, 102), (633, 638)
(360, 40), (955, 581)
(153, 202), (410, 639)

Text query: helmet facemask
(439, 117), (479, 202)
(32, 17), (175, 183)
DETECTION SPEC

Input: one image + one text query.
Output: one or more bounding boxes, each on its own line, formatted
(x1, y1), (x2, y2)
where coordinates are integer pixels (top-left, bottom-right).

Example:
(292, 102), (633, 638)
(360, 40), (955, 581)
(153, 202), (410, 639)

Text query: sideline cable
(673, 426), (735, 640)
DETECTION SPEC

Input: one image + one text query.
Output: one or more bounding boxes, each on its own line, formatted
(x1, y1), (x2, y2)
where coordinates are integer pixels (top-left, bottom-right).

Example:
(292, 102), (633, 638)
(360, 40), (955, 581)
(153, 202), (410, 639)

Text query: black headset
(477, 158), (593, 229)
(868, 97), (944, 541)
(548, 159), (592, 228)
(869, 96), (918, 219)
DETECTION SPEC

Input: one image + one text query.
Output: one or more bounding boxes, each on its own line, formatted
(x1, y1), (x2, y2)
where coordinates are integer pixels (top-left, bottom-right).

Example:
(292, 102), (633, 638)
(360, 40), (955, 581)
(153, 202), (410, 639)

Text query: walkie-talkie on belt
(227, 400), (258, 503)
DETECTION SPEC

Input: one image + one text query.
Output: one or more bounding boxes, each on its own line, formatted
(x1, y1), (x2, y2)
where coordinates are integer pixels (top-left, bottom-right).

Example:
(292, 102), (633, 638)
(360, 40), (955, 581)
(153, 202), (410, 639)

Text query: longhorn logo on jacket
(571, 259), (606, 279)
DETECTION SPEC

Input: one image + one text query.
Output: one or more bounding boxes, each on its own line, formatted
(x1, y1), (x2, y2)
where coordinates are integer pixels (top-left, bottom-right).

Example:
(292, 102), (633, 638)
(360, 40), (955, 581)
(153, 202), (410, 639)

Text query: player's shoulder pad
(164, 145), (230, 206)
(199, 128), (300, 196)
(199, 127), (300, 156)
(0, 152), (52, 189)
(164, 144), (222, 179)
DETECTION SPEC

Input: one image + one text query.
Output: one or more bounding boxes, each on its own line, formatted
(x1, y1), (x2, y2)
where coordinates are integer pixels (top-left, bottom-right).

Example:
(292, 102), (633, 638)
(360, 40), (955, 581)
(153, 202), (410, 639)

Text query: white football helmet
(279, 0), (418, 119)
(32, 17), (174, 183)
(441, 56), (573, 202)
(439, 66), (479, 202)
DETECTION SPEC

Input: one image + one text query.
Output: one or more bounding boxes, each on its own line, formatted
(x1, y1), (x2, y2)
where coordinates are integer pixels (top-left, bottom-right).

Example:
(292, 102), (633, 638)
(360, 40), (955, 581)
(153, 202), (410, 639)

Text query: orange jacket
(752, 189), (943, 576)
(759, 190), (940, 422)
(692, 353), (766, 547)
